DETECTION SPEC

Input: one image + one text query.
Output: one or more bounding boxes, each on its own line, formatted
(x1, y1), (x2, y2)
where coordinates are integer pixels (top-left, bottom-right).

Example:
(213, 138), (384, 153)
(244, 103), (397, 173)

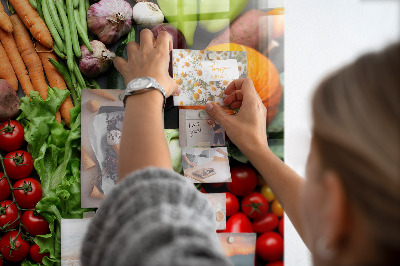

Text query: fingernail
(177, 86), (182, 95)
(205, 102), (214, 111)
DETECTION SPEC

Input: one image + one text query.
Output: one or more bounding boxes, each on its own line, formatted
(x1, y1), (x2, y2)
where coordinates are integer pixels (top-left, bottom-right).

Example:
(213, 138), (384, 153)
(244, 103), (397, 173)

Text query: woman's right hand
(205, 78), (269, 155)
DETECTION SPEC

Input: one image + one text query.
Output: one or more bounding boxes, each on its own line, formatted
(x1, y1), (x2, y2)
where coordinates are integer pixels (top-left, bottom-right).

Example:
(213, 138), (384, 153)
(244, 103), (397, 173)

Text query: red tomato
(3, 150), (34, 180)
(0, 200), (19, 230)
(256, 232), (284, 262)
(21, 211), (50, 236)
(266, 261), (283, 266)
(0, 231), (30, 262)
(0, 172), (11, 201)
(271, 199), (284, 217)
(261, 185), (276, 202)
(195, 184), (206, 193)
(13, 178), (43, 209)
(223, 212), (253, 233)
(252, 213), (279, 233)
(225, 192), (239, 217)
(30, 244), (50, 264)
(279, 217), (284, 236)
(227, 166), (257, 196)
(0, 120), (25, 152)
(241, 192), (269, 219)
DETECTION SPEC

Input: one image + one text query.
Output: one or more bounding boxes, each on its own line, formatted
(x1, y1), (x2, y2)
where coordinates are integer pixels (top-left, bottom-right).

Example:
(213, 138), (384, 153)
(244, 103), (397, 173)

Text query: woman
(81, 29), (400, 266)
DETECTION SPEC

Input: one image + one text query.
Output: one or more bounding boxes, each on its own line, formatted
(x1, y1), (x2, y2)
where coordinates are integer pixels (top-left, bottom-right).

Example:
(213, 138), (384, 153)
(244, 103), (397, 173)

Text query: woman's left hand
(113, 29), (179, 97)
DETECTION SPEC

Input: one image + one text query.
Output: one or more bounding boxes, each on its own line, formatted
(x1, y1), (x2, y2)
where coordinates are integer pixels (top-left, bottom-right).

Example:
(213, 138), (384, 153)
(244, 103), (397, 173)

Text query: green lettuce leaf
(18, 88), (92, 266)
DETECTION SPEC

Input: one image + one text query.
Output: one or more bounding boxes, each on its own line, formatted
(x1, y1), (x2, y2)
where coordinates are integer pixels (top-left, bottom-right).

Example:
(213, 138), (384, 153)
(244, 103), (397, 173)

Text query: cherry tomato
(261, 185), (276, 202)
(30, 244), (50, 264)
(13, 178), (43, 209)
(0, 120), (25, 152)
(271, 199), (284, 217)
(241, 192), (269, 219)
(227, 166), (257, 196)
(21, 211), (50, 236)
(252, 213), (279, 233)
(266, 261), (284, 266)
(225, 192), (239, 217)
(256, 232), (284, 262)
(0, 231), (30, 262)
(0, 200), (19, 230)
(0, 172), (11, 201)
(279, 217), (284, 236)
(223, 212), (253, 233)
(3, 150), (34, 180)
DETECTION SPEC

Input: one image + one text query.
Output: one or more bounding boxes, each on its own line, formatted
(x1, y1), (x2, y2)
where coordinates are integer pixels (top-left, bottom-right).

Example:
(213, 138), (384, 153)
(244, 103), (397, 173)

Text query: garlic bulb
(79, 40), (116, 77)
(87, 0), (133, 44)
(132, 2), (164, 28)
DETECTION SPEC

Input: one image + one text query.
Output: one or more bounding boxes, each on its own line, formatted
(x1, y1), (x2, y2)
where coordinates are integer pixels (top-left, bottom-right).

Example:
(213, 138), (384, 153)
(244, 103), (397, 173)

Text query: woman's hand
(205, 78), (269, 155)
(113, 29), (178, 97)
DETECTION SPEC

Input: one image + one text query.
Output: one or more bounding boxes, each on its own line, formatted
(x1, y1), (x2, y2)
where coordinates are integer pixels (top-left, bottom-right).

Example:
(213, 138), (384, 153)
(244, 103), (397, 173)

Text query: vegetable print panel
(173, 49), (247, 106)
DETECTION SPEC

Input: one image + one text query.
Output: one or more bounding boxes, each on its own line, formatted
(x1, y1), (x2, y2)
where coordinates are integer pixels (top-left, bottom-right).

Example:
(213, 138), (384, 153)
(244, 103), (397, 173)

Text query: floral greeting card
(172, 49), (247, 106)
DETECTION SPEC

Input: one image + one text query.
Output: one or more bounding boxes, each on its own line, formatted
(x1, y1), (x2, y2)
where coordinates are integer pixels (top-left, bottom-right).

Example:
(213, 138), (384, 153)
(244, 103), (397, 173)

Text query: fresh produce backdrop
(0, 0), (285, 265)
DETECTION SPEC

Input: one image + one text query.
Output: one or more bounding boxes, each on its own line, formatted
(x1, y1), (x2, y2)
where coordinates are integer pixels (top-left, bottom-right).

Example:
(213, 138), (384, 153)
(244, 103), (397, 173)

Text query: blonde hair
(312, 43), (400, 264)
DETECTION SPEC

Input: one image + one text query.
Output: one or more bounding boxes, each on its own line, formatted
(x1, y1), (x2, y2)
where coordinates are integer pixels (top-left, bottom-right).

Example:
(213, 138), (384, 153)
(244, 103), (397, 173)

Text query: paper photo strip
(204, 193), (226, 230)
(181, 147), (231, 183)
(218, 233), (257, 266)
(179, 109), (225, 147)
(172, 49), (247, 106)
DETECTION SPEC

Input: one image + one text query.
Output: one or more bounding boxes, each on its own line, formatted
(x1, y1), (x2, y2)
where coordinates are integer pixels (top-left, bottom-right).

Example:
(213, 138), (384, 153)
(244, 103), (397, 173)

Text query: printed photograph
(61, 219), (92, 266)
(179, 109), (225, 147)
(182, 147), (231, 183)
(172, 49), (247, 106)
(218, 233), (257, 266)
(204, 193), (226, 230)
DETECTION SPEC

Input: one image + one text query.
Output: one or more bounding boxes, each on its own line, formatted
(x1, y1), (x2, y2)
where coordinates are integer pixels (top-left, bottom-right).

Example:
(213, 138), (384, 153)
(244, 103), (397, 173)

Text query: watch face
(130, 77), (151, 90)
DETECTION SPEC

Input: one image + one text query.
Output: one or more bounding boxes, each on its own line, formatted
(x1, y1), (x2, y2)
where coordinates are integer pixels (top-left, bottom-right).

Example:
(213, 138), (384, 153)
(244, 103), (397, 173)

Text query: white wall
(284, 0), (400, 265)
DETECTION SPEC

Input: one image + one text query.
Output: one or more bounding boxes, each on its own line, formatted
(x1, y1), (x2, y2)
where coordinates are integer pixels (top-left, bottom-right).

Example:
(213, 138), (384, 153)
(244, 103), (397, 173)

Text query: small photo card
(204, 193), (226, 230)
(61, 219), (92, 265)
(218, 233), (257, 266)
(182, 147), (231, 183)
(179, 109), (225, 147)
(172, 49), (247, 106)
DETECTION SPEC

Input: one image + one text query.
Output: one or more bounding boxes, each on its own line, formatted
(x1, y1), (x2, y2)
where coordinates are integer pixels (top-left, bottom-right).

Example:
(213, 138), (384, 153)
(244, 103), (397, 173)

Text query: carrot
(0, 29), (34, 96)
(10, 14), (48, 100)
(0, 43), (18, 91)
(8, 0), (53, 48)
(36, 42), (74, 127)
(0, 2), (12, 33)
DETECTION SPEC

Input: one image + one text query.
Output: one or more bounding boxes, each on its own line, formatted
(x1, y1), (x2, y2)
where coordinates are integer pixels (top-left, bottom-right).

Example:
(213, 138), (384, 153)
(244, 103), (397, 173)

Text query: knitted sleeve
(81, 167), (232, 266)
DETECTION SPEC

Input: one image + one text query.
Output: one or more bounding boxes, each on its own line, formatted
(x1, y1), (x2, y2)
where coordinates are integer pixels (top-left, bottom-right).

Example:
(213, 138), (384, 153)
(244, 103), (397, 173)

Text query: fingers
(126, 41), (139, 59)
(223, 90), (243, 106)
(113, 56), (127, 73)
(205, 102), (230, 128)
(224, 78), (256, 97)
(155, 31), (173, 53)
(139, 29), (155, 52)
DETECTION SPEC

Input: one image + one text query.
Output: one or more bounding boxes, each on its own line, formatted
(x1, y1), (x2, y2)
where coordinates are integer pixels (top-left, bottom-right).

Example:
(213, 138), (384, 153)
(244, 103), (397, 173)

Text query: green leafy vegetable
(164, 129), (182, 174)
(18, 88), (92, 266)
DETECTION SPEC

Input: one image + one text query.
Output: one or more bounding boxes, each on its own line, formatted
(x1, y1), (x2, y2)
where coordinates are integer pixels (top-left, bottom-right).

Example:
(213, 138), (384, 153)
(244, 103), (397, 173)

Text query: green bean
(73, 0), (79, 9)
(73, 60), (86, 89)
(85, 0), (90, 12)
(66, 0), (81, 58)
(29, 0), (38, 10)
(36, 0), (44, 19)
(87, 78), (102, 90)
(48, 58), (78, 104)
(42, 0), (65, 51)
(47, 0), (64, 39)
(74, 10), (92, 52)
(53, 43), (66, 59)
(55, 0), (73, 71)
(79, 0), (87, 33)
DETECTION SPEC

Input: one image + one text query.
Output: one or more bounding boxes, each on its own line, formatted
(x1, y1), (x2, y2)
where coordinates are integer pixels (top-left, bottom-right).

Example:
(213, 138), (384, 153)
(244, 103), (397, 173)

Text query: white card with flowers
(172, 49), (247, 106)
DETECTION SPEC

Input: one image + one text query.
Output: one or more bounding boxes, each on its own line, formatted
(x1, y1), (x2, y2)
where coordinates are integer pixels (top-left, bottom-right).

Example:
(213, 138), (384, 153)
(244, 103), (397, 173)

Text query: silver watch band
(121, 78), (166, 109)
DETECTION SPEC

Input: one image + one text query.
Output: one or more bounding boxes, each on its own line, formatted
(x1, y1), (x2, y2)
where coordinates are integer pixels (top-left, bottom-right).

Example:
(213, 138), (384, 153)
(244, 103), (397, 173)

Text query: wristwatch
(120, 77), (166, 108)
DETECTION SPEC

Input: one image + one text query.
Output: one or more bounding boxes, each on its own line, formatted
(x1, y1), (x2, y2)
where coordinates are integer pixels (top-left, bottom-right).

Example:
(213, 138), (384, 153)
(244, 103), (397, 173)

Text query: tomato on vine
(21, 210), (50, 236)
(252, 213), (279, 233)
(223, 212), (253, 233)
(0, 200), (19, 230)
(30, 244), (50, 264)
(225, 192), (239, 217)
(0, 231), (30, 262)
(256, 232), (284, 262)
(227, 166), (258, 196)
(0, 172), (11, 201)
(241, 192), (269, 219)
(13, 178), (43, 209)
(3, 150), (34, 180)
(0, 120), (25, 152)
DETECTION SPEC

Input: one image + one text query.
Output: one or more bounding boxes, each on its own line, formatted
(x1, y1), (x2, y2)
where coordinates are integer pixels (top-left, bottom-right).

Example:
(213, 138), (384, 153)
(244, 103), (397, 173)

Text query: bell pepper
(198, 0), (248, 33)
(158, 0), (198, 46)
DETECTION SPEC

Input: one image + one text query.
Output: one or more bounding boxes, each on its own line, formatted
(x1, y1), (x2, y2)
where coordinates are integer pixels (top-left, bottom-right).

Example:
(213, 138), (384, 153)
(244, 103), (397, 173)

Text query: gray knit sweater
(81, 167), (232, 266)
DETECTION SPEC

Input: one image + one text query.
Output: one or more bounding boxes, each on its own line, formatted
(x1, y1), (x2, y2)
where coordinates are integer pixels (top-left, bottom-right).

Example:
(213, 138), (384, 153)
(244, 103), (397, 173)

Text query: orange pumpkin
(206, 43), (282, 124)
